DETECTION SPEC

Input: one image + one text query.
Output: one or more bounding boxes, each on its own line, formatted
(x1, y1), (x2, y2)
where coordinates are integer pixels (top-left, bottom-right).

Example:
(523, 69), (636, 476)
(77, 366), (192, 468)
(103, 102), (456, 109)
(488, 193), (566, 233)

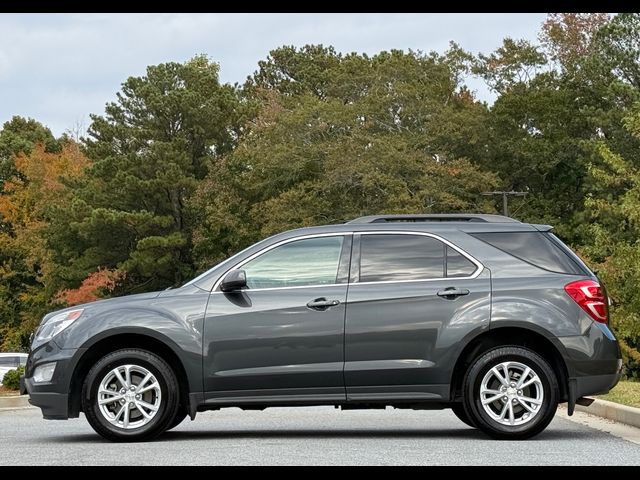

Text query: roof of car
(346, 214), (520, 224)
(0, 352), (28, 357)
(276, 215), (551, 237)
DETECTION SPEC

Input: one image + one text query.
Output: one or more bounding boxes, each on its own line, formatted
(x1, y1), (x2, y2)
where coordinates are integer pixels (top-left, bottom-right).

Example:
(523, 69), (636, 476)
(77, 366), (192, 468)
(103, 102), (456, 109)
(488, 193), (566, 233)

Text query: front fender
(54, 290), (208, 394)
(77, 325), (201, 393)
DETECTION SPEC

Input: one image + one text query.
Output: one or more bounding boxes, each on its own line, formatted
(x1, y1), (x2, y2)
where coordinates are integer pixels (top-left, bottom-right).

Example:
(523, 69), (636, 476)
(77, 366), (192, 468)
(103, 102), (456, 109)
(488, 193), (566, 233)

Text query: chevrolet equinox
(23, 214), (622, 441)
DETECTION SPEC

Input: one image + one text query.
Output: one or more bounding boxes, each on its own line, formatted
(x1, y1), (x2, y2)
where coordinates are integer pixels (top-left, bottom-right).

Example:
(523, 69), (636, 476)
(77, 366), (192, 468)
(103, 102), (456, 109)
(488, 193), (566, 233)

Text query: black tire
(462, 346), (558, 440)
(451, 403), (476, 428)
(81, 349), (180, 442)
(166, 410), (188, 431)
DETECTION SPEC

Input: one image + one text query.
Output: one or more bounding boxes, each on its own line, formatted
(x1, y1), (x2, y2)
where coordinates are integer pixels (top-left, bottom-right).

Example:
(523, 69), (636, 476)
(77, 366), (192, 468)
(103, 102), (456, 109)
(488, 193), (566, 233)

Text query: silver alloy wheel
(97, 364), (162, 430)
(479, 361), (544, 426)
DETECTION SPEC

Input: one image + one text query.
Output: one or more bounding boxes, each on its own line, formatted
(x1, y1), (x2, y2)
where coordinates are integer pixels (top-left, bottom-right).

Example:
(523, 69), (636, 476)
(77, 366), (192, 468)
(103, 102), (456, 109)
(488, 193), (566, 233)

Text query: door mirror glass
(220, 269), (247, 292)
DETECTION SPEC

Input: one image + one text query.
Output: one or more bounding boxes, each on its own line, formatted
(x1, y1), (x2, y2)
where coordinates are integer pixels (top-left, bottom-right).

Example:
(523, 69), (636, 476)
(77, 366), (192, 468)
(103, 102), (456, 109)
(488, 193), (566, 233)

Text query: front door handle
(306, 297), (341, 310)
(437, 287), (470, 299)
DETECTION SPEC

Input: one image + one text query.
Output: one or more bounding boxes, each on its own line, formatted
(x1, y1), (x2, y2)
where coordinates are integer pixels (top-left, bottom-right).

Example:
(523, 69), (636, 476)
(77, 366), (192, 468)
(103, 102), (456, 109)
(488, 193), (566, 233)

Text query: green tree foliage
(2, 366), (25, 390)
(47, 56), (242, 292)
(594, 13), (640, 89)
(473, 38), (547, 94)
(3, 15), (640, 377)
(473, 14), (640, 243)
(583, 132), (640, 377)
(0, 116), (59, 183)
(192, 48), (498, 266)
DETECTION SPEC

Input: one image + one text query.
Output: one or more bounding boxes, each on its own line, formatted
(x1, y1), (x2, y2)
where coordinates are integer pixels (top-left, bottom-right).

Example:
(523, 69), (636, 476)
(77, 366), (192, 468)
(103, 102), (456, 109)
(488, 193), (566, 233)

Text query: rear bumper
(557, 322), (622, 403)
(574, 370), (621, 398)
(559, 322), (621, 379)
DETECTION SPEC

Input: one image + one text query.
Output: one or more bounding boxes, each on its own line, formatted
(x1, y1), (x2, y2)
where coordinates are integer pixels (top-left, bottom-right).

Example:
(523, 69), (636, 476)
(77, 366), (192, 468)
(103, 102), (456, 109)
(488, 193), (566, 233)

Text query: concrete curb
(576, 398), (640, 429)
(0, 394), (31, 411)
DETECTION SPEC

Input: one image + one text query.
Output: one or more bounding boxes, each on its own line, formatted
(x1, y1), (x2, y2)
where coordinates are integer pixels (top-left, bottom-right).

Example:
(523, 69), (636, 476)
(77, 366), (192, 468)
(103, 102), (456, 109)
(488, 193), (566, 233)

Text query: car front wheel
(462, 346), (558, 440)
(81, 349), (180, 442)
(451, 403), (476, 428)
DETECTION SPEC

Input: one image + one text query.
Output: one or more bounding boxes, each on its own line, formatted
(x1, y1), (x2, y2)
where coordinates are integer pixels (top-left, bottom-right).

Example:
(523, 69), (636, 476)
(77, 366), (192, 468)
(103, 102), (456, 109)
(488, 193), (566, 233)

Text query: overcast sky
(0, 13), (547, 137)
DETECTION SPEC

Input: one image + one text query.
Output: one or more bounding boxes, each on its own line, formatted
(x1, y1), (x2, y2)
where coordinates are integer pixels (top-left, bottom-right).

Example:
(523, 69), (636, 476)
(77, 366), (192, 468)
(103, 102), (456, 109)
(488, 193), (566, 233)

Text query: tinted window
(18, 356), (27, 367)
(471, 232), (582, 274)
(0, 357), (17, 367)
(446, 246), (477, 277)
(243, 236), (344, 289)
(359, 234), (445, 282)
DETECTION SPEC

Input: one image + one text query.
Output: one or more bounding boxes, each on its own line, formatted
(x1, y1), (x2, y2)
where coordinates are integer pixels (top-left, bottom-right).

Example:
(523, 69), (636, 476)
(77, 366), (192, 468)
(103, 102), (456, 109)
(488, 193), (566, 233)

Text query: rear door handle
(306, 297), (341, 310)
(437, 288), (470, 299)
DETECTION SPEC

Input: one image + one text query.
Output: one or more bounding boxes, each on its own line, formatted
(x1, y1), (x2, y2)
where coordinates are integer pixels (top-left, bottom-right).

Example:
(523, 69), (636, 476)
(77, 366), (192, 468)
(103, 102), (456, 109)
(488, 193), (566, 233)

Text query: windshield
(181, 242), (258, 288)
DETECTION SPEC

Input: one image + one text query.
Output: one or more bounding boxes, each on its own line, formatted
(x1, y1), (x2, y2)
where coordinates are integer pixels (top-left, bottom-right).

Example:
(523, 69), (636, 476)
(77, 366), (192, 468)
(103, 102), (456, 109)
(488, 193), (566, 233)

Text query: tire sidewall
(451, 402), (477, 428)
(82, 349), (178, 441)
(463, 347), (558, 439)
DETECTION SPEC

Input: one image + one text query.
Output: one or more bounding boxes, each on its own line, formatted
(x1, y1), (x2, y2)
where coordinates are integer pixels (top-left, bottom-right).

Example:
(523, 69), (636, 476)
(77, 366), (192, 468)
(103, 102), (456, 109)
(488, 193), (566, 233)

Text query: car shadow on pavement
(47, 427), (584, 443)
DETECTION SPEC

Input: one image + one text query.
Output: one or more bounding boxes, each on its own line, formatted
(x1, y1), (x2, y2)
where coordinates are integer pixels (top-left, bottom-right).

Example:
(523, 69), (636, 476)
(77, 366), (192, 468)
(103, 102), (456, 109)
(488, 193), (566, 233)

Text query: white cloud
(0, 13), (547, 136)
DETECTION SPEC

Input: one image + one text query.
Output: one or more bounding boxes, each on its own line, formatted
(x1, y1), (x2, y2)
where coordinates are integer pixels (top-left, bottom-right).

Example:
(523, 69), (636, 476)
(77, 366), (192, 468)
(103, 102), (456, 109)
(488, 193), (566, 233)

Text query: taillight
(564, 280), (608, 324)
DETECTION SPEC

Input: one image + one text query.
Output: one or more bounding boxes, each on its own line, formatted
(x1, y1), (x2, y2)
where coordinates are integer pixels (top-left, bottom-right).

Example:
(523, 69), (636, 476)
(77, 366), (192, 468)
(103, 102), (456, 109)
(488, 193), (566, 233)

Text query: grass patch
(597, 381), (640, 408)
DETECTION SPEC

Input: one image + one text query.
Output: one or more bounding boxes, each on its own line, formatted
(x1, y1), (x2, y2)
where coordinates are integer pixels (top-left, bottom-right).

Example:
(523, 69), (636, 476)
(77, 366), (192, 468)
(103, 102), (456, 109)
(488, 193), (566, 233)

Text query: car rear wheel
(81, 349), (179, 442)
(462, 346), (558, 440)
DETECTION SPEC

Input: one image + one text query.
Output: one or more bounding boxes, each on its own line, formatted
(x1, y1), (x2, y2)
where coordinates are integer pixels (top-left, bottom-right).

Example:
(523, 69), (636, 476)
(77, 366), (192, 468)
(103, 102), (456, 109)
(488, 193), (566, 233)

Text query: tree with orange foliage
(56, 268), (124, 306)
(0, 141), (89, 349)
(540, 13), (610, 70)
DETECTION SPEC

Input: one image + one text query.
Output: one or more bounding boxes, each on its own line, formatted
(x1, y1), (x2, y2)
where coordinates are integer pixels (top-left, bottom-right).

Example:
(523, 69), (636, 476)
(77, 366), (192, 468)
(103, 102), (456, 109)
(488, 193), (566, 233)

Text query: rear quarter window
(470, 231), (584, 275)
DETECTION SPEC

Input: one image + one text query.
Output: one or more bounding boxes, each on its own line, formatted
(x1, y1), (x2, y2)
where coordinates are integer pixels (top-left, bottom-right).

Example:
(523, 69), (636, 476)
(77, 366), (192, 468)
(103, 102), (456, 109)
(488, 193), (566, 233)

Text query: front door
(203, 234), (351, 404)
(344, 232), (491, 401)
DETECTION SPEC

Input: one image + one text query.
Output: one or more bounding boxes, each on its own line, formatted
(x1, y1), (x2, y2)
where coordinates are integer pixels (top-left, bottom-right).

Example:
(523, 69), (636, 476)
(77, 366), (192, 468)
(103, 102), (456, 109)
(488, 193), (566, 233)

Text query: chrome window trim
(354, 230), (484, 284)
(211, 230), (484, 293)
(212, 232), (353, 292)
(214, 283), (346, 293)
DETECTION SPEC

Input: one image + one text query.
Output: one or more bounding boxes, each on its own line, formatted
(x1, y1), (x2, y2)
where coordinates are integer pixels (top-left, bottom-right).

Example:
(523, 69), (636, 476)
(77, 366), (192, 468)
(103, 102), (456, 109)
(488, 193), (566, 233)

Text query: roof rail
(346, 214), (520, 224)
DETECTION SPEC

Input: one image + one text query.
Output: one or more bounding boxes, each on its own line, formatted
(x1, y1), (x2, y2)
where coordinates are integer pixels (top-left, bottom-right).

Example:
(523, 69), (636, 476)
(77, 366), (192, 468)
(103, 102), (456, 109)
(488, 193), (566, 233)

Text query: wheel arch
(450, 326), (570, 404)
(68, 329), (193, 418)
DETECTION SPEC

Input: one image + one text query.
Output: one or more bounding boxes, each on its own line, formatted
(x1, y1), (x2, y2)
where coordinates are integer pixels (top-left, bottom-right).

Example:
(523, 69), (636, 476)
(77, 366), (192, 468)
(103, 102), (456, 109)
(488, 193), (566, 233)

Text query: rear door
(344, 232), (492, 401)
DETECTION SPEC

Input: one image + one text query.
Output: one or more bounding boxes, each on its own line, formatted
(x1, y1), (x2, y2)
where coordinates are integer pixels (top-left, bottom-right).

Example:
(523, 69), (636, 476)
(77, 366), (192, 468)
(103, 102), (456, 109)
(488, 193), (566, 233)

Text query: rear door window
(358, 234), (479, 282)
(446, 246), (477, 277)
(359, 234), (445, 282)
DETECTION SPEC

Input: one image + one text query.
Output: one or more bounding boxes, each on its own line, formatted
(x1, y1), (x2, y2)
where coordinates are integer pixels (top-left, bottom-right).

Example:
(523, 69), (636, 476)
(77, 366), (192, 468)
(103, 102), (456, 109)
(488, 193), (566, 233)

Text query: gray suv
(23, 214), (622, 442)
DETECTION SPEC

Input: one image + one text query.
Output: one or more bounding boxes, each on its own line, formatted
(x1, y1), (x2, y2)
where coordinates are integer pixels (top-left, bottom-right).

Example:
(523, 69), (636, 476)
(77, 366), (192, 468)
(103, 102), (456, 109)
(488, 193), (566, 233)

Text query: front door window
(242, 236), (344, 289)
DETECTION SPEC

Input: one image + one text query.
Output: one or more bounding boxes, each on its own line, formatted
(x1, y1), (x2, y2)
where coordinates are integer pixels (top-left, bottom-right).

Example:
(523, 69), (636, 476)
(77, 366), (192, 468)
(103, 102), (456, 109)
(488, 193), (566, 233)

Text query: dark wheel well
(69, 334), (189, 418)
(450, 327), (569, 403)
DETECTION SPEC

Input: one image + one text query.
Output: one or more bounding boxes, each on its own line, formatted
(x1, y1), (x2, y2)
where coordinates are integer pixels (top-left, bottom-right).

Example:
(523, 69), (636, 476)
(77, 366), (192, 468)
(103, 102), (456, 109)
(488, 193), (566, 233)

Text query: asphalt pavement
(1, 406), (640, 465)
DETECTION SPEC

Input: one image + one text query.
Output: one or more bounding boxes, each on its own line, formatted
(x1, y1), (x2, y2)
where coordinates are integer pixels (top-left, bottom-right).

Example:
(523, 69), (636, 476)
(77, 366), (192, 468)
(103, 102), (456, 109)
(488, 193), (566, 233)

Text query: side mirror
(220, 269), (247, 292)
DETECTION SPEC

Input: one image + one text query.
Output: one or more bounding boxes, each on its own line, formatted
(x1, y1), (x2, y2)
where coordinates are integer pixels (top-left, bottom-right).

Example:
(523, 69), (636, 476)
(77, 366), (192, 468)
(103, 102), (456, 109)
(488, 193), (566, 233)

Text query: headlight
(33, 309), (84, 347)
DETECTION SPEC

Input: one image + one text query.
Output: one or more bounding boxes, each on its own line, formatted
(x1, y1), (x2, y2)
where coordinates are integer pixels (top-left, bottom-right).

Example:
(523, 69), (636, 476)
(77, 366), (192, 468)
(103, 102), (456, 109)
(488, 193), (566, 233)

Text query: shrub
(2, 366), (25, 390)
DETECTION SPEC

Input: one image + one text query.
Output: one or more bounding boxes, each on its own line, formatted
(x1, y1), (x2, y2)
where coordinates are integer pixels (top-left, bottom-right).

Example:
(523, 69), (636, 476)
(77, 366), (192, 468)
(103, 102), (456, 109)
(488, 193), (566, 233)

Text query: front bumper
(23, 342), (84, 420)
(27, 392), (69, 420)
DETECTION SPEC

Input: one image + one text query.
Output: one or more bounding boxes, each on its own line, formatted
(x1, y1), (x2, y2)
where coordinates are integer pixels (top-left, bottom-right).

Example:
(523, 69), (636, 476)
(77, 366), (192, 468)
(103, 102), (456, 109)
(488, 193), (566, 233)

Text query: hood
(41, 290), (163, 324)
